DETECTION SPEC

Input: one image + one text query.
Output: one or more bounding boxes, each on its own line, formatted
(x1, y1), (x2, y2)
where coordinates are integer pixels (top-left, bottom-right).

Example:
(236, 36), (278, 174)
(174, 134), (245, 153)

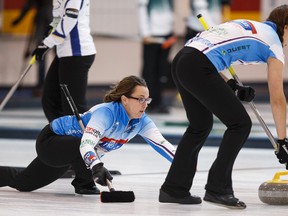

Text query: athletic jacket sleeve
(50, 111), (92, 137)
(138, 116), (176, 162)
(79, 107), (114, 169)
(44, 0), (82, 48)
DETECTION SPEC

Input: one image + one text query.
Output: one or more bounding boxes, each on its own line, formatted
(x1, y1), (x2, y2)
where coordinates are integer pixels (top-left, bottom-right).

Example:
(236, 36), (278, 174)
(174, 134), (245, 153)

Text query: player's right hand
(275, 138), (288, 166)
(32, 42), (49, 61)
(92, 163), (113, 186)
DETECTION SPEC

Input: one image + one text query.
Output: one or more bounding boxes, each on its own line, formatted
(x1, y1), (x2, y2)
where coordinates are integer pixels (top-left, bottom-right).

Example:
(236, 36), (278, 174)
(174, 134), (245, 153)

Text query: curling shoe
(75, 185), (100, 195)
(203, 191), (246, 209)
(159, 189), (202, 204)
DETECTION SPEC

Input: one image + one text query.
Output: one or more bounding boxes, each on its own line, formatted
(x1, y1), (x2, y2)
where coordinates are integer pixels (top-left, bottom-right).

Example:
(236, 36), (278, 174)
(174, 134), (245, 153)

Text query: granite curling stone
(258, 171), (288, 205)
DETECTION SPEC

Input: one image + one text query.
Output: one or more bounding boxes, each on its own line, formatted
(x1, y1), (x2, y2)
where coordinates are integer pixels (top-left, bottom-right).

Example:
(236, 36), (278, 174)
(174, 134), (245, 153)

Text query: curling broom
(101, 179), (135, 203)
(60, 84), (135, 203)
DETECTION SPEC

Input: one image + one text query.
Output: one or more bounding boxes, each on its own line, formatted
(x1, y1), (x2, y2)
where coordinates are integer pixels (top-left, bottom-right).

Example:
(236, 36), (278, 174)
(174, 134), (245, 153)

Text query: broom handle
(106, 179), (115, 192)
(0, 56), (36, 111)
(60, 84), (85, 131)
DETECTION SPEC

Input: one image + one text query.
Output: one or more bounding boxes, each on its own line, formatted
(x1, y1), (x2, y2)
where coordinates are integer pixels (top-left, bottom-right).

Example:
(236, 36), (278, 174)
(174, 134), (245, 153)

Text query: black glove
(92, 163), (113, 186)
(275, 138), (288, 165)
(237, 86), (255, 102)
(227, 79), (255, 102)
(227, 79), (238, 91)
(32, 43), (49, 61)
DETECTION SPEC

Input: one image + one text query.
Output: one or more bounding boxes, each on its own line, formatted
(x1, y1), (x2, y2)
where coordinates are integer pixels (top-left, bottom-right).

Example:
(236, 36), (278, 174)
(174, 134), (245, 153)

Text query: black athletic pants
(42, 55), (95, 122)
(0, 125), (93, 192)
(141, 35), (172, 108)
(161, 47), (252, 197)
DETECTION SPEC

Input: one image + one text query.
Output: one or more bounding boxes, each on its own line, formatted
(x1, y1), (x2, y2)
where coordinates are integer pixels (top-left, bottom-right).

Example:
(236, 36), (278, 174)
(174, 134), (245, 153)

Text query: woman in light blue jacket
(0, 76), (175, 195)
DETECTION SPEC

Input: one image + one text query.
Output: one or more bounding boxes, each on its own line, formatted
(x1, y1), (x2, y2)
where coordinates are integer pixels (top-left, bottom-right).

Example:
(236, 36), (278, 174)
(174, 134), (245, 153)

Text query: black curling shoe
(75, 185), (100, 195)
(203, 191), (246, 209)
(159, 189), (202, 204)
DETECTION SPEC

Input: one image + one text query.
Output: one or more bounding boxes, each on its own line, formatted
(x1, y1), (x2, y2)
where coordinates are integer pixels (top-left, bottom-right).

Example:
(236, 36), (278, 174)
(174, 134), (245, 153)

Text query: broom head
(100, 191), (135, 203)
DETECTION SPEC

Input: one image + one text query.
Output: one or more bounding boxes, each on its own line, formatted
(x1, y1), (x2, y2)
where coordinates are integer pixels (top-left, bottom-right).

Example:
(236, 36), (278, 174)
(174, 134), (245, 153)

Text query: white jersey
(185, 20), (284, 71)
(44, 0), (96, 58)
(138, 0), (174, 37)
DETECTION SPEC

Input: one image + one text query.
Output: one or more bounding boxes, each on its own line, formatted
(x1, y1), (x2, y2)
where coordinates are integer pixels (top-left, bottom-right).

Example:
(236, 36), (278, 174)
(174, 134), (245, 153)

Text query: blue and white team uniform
(0, 101), (175, 193)
(185, 20), (285, 70)
(44, 0), (96, 57)
(160, 19), (286, 200)
(41, 0), (96, 122)
(51, 102), (176, 169)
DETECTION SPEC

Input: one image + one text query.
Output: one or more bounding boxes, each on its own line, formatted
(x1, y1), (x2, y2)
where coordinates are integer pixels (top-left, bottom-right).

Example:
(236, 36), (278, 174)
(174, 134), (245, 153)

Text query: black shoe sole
(204, 198), (246, 209)
(204, 192), (246, 209)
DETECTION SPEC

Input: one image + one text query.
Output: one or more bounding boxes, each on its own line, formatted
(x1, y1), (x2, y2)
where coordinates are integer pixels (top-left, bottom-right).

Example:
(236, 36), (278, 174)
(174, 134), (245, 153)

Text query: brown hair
(266, 4), (288, 44)
(103, 75), (147, 102)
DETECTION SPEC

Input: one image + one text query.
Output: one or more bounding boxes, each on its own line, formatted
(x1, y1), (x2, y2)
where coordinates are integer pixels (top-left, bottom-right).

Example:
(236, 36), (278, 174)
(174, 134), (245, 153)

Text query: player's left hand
(237, 85), (255, 102)
(226, 79), (255, 102)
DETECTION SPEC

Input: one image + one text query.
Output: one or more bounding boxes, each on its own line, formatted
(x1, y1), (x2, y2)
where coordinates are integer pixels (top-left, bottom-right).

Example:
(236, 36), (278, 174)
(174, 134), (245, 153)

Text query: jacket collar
(264, 21), (277, 31)
(117, 102), (140, 126)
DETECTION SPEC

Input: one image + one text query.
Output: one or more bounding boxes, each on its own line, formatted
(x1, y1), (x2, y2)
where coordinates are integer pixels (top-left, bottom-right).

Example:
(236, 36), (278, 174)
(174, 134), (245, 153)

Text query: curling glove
(92, 163), (113, 186)
(275, 138), (288, 167)
(32, 42), (50, 61)
(227, 79), (255, 102)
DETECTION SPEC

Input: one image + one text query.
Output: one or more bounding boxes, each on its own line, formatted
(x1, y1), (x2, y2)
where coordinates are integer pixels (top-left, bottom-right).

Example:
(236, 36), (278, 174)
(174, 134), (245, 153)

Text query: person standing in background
(11, 0), (53, 95)
(32, 0), (96, 122)
(138, 0), (175, 114)
(186, 0), (232, 41)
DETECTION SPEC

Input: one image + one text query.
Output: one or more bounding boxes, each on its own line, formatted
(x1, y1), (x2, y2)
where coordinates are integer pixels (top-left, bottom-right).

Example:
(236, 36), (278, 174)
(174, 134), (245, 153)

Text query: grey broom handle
(0, 56), (36, 111)
(60, 84), (85, 131)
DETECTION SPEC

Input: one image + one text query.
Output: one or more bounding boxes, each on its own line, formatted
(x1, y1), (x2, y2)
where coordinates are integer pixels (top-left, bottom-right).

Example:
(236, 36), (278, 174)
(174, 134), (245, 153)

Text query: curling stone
(258, 171), (288, 205)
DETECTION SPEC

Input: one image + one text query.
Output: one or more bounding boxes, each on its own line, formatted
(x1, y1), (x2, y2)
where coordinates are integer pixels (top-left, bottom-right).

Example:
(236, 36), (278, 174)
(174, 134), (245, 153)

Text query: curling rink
(1, 105), (288, 216)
